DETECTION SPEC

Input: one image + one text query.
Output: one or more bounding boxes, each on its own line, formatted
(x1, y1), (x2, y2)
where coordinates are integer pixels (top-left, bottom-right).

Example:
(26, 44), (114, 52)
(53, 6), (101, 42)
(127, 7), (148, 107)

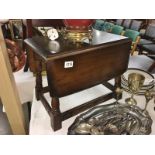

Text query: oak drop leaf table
(25, 30), (131, 131)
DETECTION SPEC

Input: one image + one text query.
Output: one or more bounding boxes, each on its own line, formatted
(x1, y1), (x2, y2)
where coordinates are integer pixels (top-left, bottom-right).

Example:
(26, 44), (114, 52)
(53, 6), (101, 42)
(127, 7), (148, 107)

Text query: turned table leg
(50, 97), (62, 131)
(114, 76), (122, 100)
(35, 60), (43, 100)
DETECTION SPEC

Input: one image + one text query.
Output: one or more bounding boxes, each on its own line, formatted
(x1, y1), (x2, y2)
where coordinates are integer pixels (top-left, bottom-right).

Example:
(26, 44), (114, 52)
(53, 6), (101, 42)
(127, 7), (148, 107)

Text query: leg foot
(50, 111), (62, 131)
(35, 87), (40, 101)
(50, 97), (62, 131)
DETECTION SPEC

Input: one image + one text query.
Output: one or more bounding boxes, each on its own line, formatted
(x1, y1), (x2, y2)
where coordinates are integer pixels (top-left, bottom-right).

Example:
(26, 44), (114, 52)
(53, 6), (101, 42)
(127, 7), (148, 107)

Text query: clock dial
(47, 28), (59, 41)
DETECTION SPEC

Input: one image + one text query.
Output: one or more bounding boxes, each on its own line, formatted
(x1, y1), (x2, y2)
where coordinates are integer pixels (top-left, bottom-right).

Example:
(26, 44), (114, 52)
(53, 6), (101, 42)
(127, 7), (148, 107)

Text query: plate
(121, 78), (154, 91)
(121, 77), (154, 88)
(122, 68), (154, 86)
(121, 68), (154, 95)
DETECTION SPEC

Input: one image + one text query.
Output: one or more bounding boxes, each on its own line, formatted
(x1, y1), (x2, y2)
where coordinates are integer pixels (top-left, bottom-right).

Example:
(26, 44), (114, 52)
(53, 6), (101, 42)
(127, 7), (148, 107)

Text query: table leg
(114, 76), (122, 100)
(51, 97), (62, 131)
(35, 60), (43, 100)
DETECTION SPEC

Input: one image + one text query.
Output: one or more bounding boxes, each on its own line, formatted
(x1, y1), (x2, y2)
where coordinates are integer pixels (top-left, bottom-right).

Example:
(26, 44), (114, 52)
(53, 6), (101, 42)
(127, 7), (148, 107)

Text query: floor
(0, 53), (154, 135)
(0, 99), (30, 135)
(0, 100), (12, 135)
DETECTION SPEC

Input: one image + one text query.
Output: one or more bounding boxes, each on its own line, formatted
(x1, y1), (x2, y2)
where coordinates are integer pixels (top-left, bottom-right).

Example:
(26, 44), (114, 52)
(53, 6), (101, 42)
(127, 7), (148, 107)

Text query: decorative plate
(68, 103), (152, 135)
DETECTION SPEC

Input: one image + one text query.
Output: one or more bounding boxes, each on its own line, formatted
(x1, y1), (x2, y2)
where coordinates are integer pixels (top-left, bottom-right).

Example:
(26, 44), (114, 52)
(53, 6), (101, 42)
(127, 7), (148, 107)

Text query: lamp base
(65, 30), (92, 42)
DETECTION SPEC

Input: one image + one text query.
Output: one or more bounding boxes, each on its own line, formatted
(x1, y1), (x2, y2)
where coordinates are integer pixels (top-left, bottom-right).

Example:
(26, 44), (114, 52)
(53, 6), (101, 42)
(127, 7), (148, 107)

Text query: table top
(24, 30), (128, 61)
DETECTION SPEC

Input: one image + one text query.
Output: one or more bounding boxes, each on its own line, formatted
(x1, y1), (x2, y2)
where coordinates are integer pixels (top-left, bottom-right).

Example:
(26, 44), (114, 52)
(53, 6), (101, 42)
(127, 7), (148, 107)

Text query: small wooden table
(24, 30), (131, 131)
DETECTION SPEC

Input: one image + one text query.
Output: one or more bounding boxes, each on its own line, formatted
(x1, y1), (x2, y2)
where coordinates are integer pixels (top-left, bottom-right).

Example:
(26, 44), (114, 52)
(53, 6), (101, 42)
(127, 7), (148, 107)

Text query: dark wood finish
(40, 94), (52, 116)
(23, 19), (64, 36)
(25, 36), (89, 60)
(50, 97), (62, 131)
(62, 92), (113, 121)
(24, 30), (131, 131)
(29, 19), (64, 27)
(41, 86), (50, 94)
(46, 40), (130, 97)
(35, 59), (43, 100)
(23, 20), (36, 72)
(102, 81), (114, 91)
(27, 102), (32, 121)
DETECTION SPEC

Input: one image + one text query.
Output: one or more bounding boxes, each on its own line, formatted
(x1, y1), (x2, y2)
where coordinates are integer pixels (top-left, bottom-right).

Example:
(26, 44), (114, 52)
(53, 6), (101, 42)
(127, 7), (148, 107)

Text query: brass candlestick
(143, 90), (153, 113)
(125, 73), (145, 105)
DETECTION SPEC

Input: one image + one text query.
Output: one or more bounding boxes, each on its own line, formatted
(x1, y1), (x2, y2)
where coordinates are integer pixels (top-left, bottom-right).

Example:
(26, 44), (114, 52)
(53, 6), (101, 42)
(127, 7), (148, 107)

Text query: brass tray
(68, 103), (152, 135)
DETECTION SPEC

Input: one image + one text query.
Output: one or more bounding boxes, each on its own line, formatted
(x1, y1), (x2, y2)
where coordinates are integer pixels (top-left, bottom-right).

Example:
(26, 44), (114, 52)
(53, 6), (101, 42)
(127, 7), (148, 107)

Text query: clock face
(47, 28), (59, 41)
